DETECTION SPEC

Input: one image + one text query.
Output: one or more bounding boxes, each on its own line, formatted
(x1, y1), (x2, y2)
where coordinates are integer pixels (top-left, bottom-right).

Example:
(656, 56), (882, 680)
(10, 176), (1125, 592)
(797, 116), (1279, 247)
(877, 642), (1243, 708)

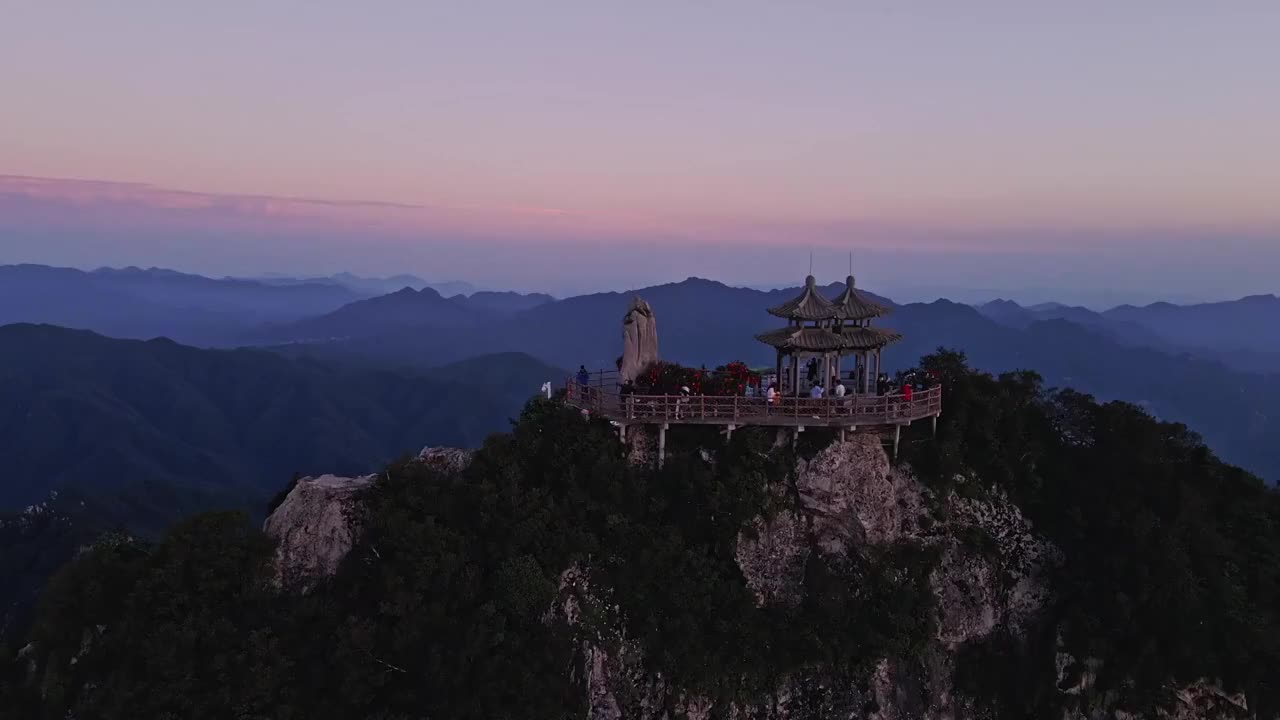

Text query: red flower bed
(634, 361), (760, 395)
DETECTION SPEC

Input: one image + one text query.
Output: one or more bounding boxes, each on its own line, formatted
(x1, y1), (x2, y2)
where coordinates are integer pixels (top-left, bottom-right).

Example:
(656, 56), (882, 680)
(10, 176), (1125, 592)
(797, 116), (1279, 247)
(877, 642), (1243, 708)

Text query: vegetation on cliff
(2, 350), (1277, 719)
(904, 350), (1280, 717)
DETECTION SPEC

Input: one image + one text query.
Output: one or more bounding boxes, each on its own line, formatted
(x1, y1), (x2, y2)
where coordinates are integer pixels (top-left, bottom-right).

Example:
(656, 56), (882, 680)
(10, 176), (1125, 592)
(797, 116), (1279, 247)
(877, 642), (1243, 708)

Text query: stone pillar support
(657, 423), (668, 469)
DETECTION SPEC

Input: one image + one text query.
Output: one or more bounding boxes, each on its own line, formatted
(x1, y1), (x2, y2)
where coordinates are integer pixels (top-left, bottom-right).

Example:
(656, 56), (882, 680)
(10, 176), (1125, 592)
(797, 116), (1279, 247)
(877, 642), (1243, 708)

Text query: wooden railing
(564, 378), (941, 427)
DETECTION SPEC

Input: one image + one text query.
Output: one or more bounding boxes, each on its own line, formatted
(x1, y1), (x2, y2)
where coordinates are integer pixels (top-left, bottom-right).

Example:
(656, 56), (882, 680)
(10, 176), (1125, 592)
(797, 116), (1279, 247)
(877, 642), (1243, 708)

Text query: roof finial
(809, 251), (813, 277)
(848, 252), (852, 277)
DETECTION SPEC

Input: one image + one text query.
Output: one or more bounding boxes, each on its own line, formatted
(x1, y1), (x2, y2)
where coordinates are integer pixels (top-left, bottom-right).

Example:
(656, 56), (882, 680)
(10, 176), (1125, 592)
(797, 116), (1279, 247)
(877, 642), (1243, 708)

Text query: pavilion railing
(563, 376), (941, 426)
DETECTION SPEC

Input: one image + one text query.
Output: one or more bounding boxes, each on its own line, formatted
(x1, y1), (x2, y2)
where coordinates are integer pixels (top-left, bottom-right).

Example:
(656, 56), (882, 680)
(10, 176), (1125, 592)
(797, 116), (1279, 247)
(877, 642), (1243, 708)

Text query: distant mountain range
(0, 324), (562, 512)
(247, 271), (478, 298)
(261, 278), (1278, 482)
(0, 264), (365, 346)
(1105, 294), (1280, 353)
(0, 265), (554, 347)
(0, 264), (1275, 480)
(976, 296), (1280, 374)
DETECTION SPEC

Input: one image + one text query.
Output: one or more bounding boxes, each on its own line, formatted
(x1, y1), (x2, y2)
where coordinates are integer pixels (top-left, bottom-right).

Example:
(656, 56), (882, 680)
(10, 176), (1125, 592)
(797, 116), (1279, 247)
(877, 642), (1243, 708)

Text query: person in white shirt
(834, 381), (846, 398)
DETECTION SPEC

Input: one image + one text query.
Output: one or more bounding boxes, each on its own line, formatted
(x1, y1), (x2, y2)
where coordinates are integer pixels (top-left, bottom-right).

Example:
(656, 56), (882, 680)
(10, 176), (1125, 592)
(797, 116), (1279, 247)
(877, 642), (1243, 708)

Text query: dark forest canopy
(2, 350), (1278, 719)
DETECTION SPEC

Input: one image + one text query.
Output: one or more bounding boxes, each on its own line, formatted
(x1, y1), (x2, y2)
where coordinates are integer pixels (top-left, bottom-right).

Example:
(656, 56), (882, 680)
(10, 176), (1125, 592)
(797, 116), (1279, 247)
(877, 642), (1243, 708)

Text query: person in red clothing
(902, 382), (913, 402)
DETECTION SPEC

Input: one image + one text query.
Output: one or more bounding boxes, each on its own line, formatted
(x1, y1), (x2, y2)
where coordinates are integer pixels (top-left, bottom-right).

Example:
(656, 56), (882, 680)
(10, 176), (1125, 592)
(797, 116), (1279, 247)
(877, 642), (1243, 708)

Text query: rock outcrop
(619, 296), (659, 384)
(794, 433), (924, 551)
(263, 473), (376, 591)
(264, 447), (476, 591)
(579, 434), (1059, 720)
(417, 446), (474, 474)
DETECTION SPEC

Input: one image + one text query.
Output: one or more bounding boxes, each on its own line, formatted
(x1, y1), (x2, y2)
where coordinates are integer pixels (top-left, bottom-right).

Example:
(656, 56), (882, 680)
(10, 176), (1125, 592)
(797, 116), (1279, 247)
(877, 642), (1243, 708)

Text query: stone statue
(619, 296), (659, 384)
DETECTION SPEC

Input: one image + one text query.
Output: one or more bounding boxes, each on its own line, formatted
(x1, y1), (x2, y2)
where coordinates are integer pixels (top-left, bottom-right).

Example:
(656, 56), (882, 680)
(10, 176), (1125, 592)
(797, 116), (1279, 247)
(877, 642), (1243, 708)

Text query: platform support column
(724, 424), (736, 442)
(932, 414), (939, 437)
(619, 424), (627, 442)
(657, 423), (668, 469)
(892, 424), (902, 460)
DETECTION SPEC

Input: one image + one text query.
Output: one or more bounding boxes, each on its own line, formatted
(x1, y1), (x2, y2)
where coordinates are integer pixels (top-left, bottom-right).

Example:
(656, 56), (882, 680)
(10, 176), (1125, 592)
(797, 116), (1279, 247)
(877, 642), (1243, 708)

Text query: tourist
(806, 358), (818, 385)
(902, 382), (913, 402)
(810, 383), (824, 399)
(577, 365), (590, 386)
(676, 385), (691, 419)
(834, 380), (846, 398)
(766, 382), (778, 410)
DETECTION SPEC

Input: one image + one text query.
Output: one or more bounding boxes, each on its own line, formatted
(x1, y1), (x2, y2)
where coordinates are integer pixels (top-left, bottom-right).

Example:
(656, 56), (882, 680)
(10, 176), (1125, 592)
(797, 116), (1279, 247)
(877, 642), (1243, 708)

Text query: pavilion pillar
(875, 348), (882, 394)
(862, 352), (870, 394)
(790, 354), (800, 397)
(834, 354), (841, 385)
(775, 351), (783, 390)
(822, 354), (831, 390)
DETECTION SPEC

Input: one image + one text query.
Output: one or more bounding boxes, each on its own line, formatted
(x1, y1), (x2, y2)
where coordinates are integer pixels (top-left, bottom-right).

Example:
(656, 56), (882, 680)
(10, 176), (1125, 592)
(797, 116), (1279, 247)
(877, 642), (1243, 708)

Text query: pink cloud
(0, 174), (612, 241)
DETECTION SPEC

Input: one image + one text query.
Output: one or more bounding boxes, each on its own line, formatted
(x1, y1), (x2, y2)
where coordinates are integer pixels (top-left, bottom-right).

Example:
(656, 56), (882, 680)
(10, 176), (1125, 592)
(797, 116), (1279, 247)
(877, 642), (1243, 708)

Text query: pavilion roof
(755, 326), (848, 352)
(767, 275), (839, 320)
(832, 275), (890, 320)
(840, 325), (902, 349)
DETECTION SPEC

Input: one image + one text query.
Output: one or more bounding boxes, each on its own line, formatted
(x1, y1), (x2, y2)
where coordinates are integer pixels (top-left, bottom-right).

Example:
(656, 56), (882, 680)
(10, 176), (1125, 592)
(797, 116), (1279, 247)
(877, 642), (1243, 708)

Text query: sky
(2, 1), (1278, 304)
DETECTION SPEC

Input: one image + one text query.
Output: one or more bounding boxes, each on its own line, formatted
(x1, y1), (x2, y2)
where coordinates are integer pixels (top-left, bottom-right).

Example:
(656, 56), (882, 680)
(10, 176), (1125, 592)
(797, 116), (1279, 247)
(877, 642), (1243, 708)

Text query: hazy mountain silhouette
(0, 324), (560, 511)
(458, 290), (555, 313)
(1105, 294), (1280, 353)
(978, 298), (1171, 350)
(0, 264), (363, 346)
(261, 286), (494, 343)
(88, 266), (363, 319)
(980, 296), (1280, 373)
(249, 271), (476, 297)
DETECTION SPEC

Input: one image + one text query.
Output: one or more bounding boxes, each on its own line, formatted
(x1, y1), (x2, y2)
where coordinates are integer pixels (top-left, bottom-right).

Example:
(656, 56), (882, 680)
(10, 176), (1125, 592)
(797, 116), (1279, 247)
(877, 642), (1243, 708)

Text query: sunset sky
(2, 2), (1278, 302)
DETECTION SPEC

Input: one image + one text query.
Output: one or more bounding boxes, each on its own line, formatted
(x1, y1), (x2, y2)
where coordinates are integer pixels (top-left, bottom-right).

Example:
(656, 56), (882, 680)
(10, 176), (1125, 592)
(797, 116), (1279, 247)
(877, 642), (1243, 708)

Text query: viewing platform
(562, 272), (942, 462)
(565, 370), (941, 430)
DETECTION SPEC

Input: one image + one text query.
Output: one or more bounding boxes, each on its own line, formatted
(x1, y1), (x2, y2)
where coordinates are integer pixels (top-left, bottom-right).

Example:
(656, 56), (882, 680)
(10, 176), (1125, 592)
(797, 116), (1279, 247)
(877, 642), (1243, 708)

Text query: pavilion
(756, 275), (901, 396)
(563, 275), (937, 464)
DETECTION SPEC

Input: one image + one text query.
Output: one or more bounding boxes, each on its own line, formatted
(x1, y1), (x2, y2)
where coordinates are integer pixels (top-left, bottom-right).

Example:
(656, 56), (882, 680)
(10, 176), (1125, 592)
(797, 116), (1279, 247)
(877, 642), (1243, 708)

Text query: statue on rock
(619, 296), (659, 384)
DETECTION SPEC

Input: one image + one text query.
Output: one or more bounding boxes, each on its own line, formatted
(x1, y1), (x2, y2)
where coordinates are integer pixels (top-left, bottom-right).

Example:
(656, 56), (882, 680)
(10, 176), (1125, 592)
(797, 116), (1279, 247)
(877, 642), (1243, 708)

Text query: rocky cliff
(564, 434), (1060, 720)
(262, 433), (1262, 720)
(263, 446), (472, 591)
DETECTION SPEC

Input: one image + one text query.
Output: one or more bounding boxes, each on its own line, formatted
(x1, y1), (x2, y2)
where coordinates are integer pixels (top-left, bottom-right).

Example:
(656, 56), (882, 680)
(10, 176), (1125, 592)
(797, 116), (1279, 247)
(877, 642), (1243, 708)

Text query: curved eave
(840, 326), (903, 349)
(755, 327), (848, 351)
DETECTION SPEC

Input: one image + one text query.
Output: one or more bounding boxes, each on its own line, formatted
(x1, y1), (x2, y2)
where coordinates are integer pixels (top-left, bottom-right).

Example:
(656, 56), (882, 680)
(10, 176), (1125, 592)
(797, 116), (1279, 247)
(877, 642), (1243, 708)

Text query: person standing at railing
(577, 365), (590, 386)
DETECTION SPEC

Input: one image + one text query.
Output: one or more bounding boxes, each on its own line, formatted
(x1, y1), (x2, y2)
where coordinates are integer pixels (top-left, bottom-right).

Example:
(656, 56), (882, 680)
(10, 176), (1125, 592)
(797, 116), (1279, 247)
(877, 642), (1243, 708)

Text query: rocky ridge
(262, 434), (1260, 719)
